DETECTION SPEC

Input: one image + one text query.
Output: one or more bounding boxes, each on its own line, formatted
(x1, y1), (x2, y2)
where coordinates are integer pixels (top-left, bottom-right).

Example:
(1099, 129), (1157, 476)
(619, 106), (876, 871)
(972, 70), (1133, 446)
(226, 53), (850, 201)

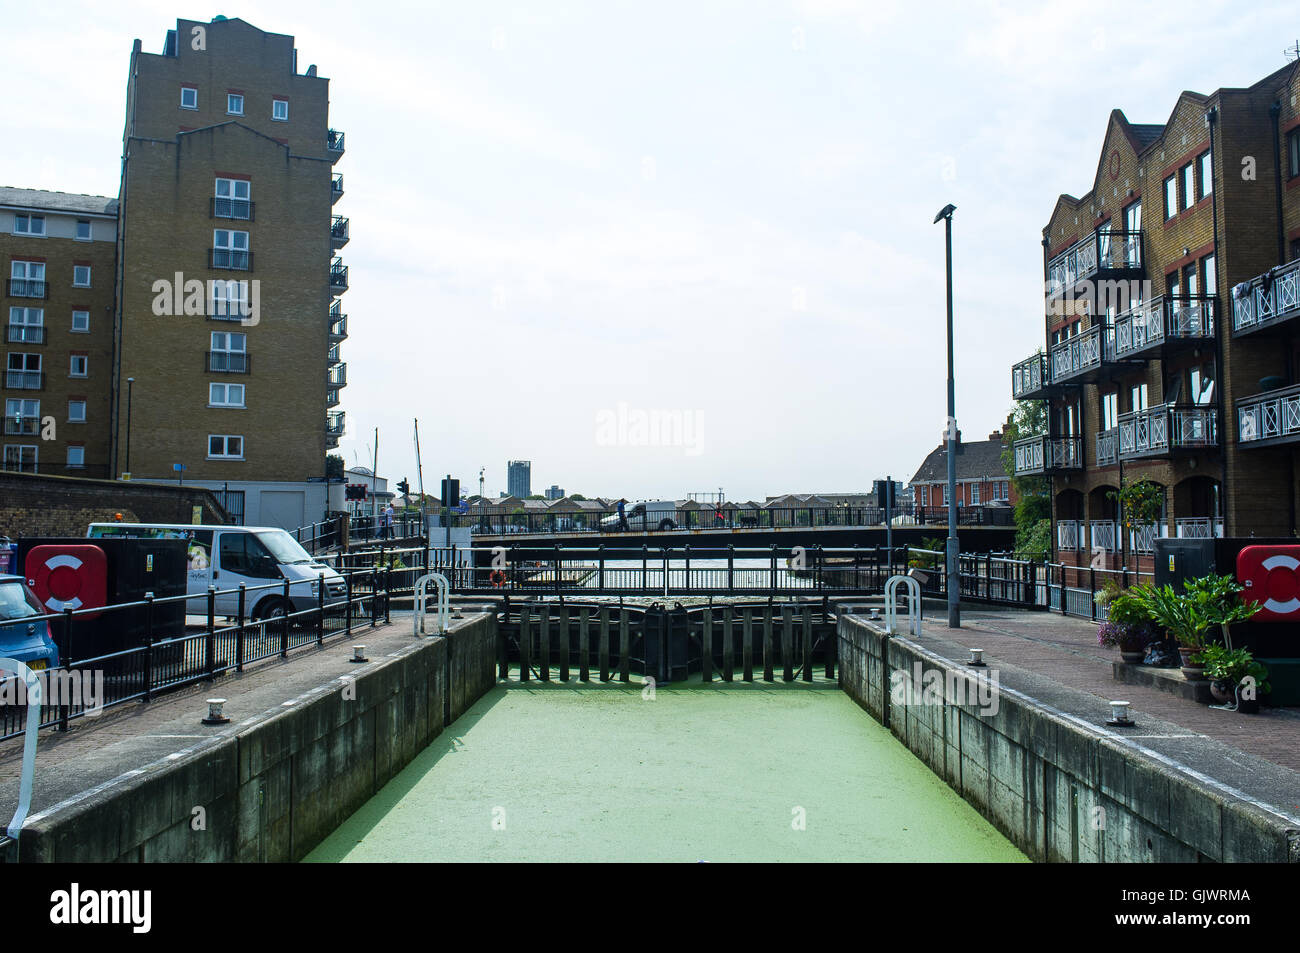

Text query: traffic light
(397, 478), (410, 497)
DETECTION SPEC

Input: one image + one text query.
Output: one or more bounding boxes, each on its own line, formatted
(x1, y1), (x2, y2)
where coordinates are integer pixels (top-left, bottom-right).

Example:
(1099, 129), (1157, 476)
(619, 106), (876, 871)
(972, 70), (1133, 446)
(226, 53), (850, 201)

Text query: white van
(599, 501), (679, 533)
(87, 523), (347, 621)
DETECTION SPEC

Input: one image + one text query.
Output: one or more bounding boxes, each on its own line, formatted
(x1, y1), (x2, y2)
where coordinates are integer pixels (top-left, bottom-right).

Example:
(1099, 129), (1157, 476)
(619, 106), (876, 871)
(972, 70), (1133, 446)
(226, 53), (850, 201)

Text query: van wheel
(253, 598), (290, 623)
(658, 519), (675, 532)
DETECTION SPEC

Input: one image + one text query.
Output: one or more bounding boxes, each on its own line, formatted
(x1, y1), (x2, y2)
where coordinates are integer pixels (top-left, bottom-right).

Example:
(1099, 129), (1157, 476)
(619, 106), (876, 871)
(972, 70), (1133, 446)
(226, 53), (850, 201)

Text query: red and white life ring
(24, 544), (108, 618)
(1236, 545), (1300, 622)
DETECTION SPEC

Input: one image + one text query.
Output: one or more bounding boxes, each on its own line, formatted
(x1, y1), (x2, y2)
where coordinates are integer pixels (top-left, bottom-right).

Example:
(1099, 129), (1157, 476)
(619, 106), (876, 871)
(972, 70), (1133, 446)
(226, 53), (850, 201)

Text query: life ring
(24, 544), (108, 618)
(1237, 545), (1300, 621)
(489, 570), (506, 588)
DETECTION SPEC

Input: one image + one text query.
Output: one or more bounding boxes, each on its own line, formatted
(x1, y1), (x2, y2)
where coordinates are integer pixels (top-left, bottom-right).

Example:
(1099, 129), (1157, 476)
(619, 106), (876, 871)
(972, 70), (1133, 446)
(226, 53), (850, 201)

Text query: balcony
(1111, 295), (1216, 360)
(327, 387), (341, 408)
(331, 173), (344, 204)
(329, 309), (348, 342)
(327, 411), (345, 438)
(1096, 427), (1118, 466)
(7, 325), (45, 344)
(1231, 257), (1300, 337)
(1048, 323), (1114, 385)
(5, 279), (48, 299)
(210, 197), (254, 221)
(1013, 434), (1082, 475)
(1011, 352), (1053, 400)
(1129, 521), (1166, 555)
(1237, 383), (1300, 448)
(1046, 228), (1144, 300)
(1057, 520), (1083, 552)
(206, 351), (250, 374)
(4, 415), (39, 436)
(328, 362), (347, 387)
(328, 344), (342, 366)
(1175, 517), (1223, 538)
(327, 129), (345, 162)
(209, 248), (253, 271)
(1117, 404), (1218, 460)
(329, 258), (348, 293)
(1089, 520), (1118, 554)
(3, 370), (44, 390)
(331, 215), (349, 250)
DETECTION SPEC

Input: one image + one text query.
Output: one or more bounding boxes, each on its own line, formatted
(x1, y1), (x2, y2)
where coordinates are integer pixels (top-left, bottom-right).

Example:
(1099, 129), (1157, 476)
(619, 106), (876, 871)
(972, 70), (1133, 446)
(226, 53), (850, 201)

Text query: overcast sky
(9, 1), (1297, 500)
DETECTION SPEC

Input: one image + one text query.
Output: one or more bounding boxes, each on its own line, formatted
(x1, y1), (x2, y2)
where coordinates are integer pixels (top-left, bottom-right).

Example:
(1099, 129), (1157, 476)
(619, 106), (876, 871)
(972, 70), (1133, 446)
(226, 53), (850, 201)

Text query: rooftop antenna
(1287, 40), (1300, 62)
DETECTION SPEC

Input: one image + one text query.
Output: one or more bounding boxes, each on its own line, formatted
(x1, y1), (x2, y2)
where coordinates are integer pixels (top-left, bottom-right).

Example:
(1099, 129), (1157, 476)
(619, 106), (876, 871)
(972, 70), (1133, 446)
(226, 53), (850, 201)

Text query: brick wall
(0, 471), (227, 539)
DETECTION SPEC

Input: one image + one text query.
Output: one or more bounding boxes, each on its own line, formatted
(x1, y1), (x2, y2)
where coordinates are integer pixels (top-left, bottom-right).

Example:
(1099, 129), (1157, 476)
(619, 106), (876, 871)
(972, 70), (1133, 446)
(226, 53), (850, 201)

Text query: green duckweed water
(306, 676), (1026, 863)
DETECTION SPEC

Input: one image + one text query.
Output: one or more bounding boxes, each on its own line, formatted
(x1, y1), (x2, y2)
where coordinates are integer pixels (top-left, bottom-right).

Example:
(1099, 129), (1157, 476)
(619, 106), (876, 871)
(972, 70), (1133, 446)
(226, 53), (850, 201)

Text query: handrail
(1, 657), (43, 840)
(414, 573), (450, 636)
(883, 575), (922, 636)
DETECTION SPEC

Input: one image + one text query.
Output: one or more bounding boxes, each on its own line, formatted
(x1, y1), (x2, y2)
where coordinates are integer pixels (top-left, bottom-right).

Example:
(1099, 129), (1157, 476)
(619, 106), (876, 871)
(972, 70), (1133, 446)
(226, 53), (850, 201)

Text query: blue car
(0, 574), (59, 672)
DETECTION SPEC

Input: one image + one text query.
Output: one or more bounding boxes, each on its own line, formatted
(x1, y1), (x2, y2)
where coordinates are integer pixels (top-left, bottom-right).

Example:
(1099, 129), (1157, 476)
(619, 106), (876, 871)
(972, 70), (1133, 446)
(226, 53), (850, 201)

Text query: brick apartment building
(1, 16), (348, 529)
(1010, 60), (1300, 567)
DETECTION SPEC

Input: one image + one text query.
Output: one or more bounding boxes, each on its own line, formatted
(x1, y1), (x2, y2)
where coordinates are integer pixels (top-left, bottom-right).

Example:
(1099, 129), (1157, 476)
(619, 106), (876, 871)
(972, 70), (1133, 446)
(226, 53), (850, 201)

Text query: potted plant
(1095, 589), (1159, 662)
(1130, 574), (1261, 681)
(1200, 644), (1271, 712)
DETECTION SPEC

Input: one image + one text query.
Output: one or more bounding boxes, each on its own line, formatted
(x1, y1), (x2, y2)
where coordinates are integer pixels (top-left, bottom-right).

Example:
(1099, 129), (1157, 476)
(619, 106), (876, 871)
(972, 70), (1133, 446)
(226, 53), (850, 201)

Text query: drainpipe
(1206, 106), (1231, 538)
(1271, 102), (1286, 267)
(1042, 234), (1056, 566)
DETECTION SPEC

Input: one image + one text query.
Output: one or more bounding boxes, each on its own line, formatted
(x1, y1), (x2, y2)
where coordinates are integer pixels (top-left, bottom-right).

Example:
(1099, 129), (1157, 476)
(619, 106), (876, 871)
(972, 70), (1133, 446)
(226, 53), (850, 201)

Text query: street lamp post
(933, 204), (960, 629)
(124, 377), (135, 477)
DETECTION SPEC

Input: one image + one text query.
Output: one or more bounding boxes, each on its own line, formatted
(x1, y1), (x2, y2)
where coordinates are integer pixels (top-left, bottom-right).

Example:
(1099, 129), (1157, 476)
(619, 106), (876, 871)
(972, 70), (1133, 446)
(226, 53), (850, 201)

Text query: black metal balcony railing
(326, 411), (345, 437)
(1096, 427), (1119, 466)
(327, 129), (345, 159)
(1117, 405), (1217, 459)
(328, 363), (347, 387)
(205, 351), (250, 374)
(1046, 228), (1144, 299)
(1049, 322), (1107, 384)
(1237, 383), (1300, 447)
(1012, 434), (1082, 475)
(1231, 257), (1300, 336)
(331, 215), (349, 248)
(1011, 352), (1051, 400)
(329, 312), (348, 341)
(331, 173), (344, 203)
(7, 325), (45, 344)
(329, 258), (348, 292)
(1111, 294), (1216, 360)
(210, 197), (254, 221)
(3, 415), (39, 436)
(328, 344), (342, 366)
(327, 387), (341, 408)
(209, 248), (253, 271)
(5, 279), (48, 299)
(3, 370), (45, 390)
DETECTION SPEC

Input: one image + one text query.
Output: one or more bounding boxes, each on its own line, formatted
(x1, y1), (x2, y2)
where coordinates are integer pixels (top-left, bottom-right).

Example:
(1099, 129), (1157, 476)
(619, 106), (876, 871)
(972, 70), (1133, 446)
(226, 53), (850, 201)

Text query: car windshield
(0, 581), (43, 621)
(255, 530), (315, 565)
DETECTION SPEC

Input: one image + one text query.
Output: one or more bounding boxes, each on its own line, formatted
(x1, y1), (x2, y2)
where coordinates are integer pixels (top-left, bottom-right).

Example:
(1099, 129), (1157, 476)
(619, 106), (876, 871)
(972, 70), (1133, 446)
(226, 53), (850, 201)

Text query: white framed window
(5, 398), (39, 436)
(970, 483), (981, 505)
(68, 400), (86, 422)
(2, 445), (37, 473)
(73, 265), (91, 287)
(212, 229), (250, 270)
(209, 331), (248, 372)
(71, 309), (89, 332)
(209, 382), (246, 407)
(1198, 151), (1212, 201)
(208, 434), (244, 459)
(942, 483), (950, 505)
(13, 214), (45, 236)
(209, 279), (249, 319)
(181, 86), (198, 109)
(66, 446), (85, 469)
(272, 99), (288, 121)
(5, 353), (41, 389)
(69, 355), (88, 378)
(226, 93), (244, 115)
(8, 307), (43, 344)
(1181, 162), (1195, 211)
(1163, 175), (1177, 220)
(75, 220), (92, 241)
(214, 178), (251, 220)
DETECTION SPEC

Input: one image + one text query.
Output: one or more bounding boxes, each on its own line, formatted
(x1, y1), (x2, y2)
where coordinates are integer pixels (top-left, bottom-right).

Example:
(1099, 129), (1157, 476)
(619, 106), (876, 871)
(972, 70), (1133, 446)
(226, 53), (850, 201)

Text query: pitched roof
(909, 435), (1009, 486)
(0, 187), (118, 217)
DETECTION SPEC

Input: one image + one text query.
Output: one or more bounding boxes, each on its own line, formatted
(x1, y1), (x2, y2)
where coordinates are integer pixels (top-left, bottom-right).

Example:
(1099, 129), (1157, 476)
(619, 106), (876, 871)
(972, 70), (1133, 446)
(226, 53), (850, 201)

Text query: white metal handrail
(884, 574), (922, 637)
(1, 658), (42, 841)
(414, 573), (450, 636)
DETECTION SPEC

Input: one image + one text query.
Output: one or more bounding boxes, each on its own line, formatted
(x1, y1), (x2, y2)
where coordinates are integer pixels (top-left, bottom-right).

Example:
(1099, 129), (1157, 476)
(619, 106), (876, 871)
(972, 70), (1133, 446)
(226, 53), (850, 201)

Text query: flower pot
(1209, 679), (1235, 704)
(1178, 646), (1205, 680)
(1120, 650), (1146, 664)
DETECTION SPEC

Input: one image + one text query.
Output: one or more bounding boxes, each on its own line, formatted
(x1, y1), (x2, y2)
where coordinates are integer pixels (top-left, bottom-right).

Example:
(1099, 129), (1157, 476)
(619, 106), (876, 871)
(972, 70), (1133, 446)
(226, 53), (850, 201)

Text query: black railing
(331, 215), (349, 246)
(209, 248), (253, 271)
(5, 279), (48, 299)
(0, 568), (389, 744)
(205, 350), (250, 373)
(329, 260), (348, 291)
(3, 416), (40, 436)
(6, 325), (45, 344)
(210, 196), (255, 220)
(327, 129), (346, 154)
(3, 370), (45, 391)
(331, 173), (344, 200)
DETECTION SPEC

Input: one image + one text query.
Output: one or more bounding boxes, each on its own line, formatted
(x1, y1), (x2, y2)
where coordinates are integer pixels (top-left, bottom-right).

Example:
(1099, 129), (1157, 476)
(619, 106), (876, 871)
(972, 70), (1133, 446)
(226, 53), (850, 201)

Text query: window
(5, 399), (39, 436)
(1180, 163), (1195, 212)
(218, 532), (277, 576)
(226, 93), (244, 115)
(72, 265), (91, 287)
(1289, 128), (1300, 180)
(66, 446), (84, 469)
(2, 445), (37, 473)
(1130, 382), (1149, 412)
(1122, 200), (1142, 267)
(68, 400), (86, 422)
(1202, 254), (1216, 295)
(1102, 391), (1119, 431)
(970, 483), (981, 505)
(9, 260), (46, 297)
(214, 178), (252, 220)
(13, 214), (45, 236)
(1163, 175), (1177, 220)
(6, 353), (41, 389)
(209, 382), (246, 407)
(1197, 151), (1212, 200)
(8, 307), (43, 343)
(75, 220), (92, 241)
(208, 434), (244, 459)
(69, 355), (87, 378)
(210, 279), (249, 319)
(209, 331), (248, 372)
(272, 99), (288, 121)
(942, 483), (949, 505)
(181, 86), (198, 109)
(1189, 361), (1215, 406)
(212, 230), (250, 270)
(71, 309), (89, 332)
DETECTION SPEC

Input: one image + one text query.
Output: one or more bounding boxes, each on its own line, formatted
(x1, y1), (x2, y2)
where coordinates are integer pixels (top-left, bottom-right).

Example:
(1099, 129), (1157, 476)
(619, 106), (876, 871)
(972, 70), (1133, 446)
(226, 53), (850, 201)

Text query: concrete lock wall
(837, 614), (1298, 863)
(14, 613), (498, 862)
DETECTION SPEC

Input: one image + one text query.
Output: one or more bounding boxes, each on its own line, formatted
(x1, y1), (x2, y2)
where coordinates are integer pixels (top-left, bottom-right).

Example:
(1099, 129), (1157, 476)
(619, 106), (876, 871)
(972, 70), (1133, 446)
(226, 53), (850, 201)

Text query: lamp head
(933, 204), (956, 224)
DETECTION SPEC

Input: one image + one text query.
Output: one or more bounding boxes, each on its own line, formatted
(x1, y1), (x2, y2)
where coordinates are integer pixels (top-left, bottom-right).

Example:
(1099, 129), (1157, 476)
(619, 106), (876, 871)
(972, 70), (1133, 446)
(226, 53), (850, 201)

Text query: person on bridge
(617, 498), (628, 532)
(381, 502), (395, 539)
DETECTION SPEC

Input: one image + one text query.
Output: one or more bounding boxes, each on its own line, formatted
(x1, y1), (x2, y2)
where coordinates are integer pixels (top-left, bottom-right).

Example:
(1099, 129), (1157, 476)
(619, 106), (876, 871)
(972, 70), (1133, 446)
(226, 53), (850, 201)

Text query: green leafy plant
(1200, 644), (1271, 694)
(908, 537), (945, 570)
(1129, 574), (1260, 657)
